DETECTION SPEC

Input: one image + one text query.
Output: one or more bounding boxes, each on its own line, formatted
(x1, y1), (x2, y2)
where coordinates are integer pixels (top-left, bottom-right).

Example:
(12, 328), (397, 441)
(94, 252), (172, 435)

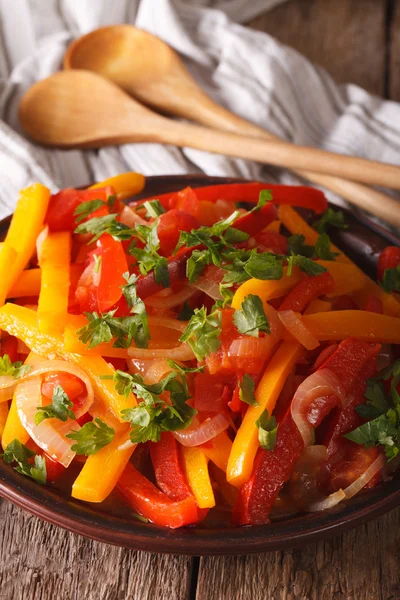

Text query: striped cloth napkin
(0, 0), (399, 223)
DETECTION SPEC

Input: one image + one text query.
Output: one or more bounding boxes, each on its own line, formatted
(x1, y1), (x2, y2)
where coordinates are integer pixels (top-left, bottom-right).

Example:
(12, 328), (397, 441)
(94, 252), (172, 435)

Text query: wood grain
(248, 0), (387, 97)
(196, 507), (400, 600)
(0, 498), (193, 600)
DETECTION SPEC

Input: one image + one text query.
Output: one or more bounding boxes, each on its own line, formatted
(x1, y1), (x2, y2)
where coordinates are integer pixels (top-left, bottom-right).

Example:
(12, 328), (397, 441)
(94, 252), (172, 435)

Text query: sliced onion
(15, 376), (79, 467)
(306, 489), (346, 512)
(148, 317), (188, 333)
(228, 337), (274, 358)
(343, 454), (385, 499)
(119, 205), (147, 227)
(36, 225), (49, 262)
(127, 343), (195, 361)
(264, 303), (285, 341)
(291, 368), (346, 446)
(0, 375), (17, 403)
(145, 286), (197, 309)
(127, 358), (155, 376)
(190, 277), (221, 300)
(173, 413), (229, 447)
(279, 310), (320, 350)
(144, 359), (175, 385)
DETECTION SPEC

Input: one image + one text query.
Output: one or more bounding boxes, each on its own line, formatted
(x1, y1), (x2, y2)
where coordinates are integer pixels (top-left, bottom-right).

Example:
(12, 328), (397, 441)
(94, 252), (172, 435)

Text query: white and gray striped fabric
(0, 0), (399, 223)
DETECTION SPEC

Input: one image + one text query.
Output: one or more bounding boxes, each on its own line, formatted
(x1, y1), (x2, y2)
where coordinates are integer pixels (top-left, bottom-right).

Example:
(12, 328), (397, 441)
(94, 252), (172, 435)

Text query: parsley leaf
(77, 307), (150, 350)
(75, 214), (135, 243)
(1, 439), (47, 484)
(35, 384), (76, 426)
(287, 255), (327, 277)
(313, 208), (348, 234)
(256, 410), (278, 451)
(74, 199), (106, 223)
(244, 252), (284, 280)
(179, 306), (222, 361)
(66, 418), (115, 455)
(314, 233), (338, 261)
(213, 283), (234, 309)
(233, 294), (270, 337)
(130, 222), (170, 288)
(117, 370), (197, 444)
(143, 200), (166, 218)
(239, 373), (258, 406)
(381, 265), (400, 293)
(287, 234), (314, 258)
(186, 249), (212, 283)
(0, 354), (31, 379)
(177, 301), (195, 321)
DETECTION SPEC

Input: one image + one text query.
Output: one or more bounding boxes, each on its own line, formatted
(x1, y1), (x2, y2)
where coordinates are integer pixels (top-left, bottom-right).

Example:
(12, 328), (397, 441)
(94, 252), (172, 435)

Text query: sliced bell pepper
(1, 393), (29, 450)
(37, 231), (71, 335)
(0, 245), (17, 306)
(201, 430), (232, 472)
(279, 272), (335, 313)
(284, 310), (400, 344)
(137, 183), (328, 213)
(2, 184), (50, 297)
(64, 318), (129, 358)
(209, 463), (238, 507)
(227, 342), (304, 488)
(180, 446), (215, 509)
(116, 462), (200, 528)
(8, 268), (41, 299)
(0, 304), (135, 419)
(232, 267), (303, 309)
(96, 234), (128, 313)
(0, 401), (9, 439)
(72, 426), (135, 502)
(304, 298), (332, 315)
(149, 432), (193, 501)
(265, 220), (281, 233)
(352, 280), (400, 318)
(317, 261), (367, 297)
(377, 246), (400, 282)
(89, 172), (145, 201)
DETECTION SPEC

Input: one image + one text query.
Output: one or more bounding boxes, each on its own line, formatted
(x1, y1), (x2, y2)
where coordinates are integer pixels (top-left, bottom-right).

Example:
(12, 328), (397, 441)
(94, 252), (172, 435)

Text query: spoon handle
(159, 119), (400, 227)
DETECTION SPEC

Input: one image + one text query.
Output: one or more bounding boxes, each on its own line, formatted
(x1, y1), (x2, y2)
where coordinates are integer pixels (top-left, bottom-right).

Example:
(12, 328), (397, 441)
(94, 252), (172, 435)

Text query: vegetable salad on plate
(0, 172), (400, 528)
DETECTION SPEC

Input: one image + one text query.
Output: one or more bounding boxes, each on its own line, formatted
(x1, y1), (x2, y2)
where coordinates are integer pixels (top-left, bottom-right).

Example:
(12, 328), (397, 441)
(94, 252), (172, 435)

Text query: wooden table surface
(1, 1), (400, 599)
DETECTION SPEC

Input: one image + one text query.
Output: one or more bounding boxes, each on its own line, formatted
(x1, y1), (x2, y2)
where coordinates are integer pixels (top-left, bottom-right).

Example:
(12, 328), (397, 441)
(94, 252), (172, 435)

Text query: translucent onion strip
(145, 286), (197, 309)
(173, 413), (229, 447)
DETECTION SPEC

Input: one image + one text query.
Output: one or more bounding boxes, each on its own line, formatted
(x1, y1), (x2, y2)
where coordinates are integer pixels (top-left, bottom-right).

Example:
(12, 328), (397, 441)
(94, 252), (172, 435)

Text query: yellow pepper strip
(265, 220), (281, 233)
(72, 426), (135, 502)
(64, 316), (129, 358)
(209, 463), (238, 507)
(232, 267), (303, 309)
(5, 184), (51, 292)
(316, 260), (367, 297)
(0, 304), (135, 419)
(0, 402), (9, 439)
(8, 268), (41, 299)
(279, 205), (400, 317)
(227, 342), (304, 488)
(2, 394), (29, 450)
(0, 245), (18, 306)
(278, 205), (348, 263)
(89, 172), (145, 201)
(201, 431), (232, 472)
(304, 298), (331, 315)
(180, 446), (215, 509)
(37, 231), (71, 335)
(286, 310), (400, 344)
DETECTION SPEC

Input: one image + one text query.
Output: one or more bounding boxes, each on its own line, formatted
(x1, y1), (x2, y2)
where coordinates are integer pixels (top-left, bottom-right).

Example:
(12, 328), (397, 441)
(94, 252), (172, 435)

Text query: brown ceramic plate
(0, 174), (399, 556)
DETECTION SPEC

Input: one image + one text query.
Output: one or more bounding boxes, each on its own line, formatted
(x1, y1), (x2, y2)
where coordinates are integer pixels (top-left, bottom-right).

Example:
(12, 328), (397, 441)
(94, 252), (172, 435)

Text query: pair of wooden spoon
(19, 25), (400, 226)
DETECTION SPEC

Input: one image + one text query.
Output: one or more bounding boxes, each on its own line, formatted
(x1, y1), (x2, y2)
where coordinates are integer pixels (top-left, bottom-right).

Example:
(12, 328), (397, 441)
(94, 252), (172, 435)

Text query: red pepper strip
(377, 246), (400, 281)
(133, 183), (328, 214)
(116, 462), (200, 528)
(278, 272), (335, 313)
(135, 202), (277, 299)
(363, 295), (383, 314)
(149, 432), (193, 501)
(233, 338), (380, 525)
(96, 233), (128, 313)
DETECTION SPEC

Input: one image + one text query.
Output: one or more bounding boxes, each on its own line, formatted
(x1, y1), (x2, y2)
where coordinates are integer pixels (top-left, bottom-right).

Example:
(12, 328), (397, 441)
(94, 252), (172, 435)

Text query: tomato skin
(377, 246), (400, 281)
(46, 187), (113, 232)
(96, 234), (128, 313)
(254, 231), (288, 255)
(1, 335), (19, 363)
(169, 187), (200, 218)
(44, 454), (65, 482)
(157, 209), (199, 257)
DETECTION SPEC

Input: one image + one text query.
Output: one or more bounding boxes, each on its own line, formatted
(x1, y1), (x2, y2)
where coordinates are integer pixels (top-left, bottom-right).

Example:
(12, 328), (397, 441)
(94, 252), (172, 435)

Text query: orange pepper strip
(279, 205), (400, 317)
(37, 231), (71, 335)
(304, 298), (331, 315)
(201, 431), (232, 472)
(265, 220), (281, 233)
(2, 393), (29, 450)
(180, 446), (215, 509)
(8, 268), (41, 298)
(0, 304), (135, 419)
(227, 342), (304, 488)
(72, 427), (135, 502)
(316, 260), (367, 297)
(0, 401), (9, 440)
(89, 172), (145, 201)
(283, 310), (400, 344)
(5, 184), (51, 293)
(0, 245), (18, 306)
(232, 267), (303, 309)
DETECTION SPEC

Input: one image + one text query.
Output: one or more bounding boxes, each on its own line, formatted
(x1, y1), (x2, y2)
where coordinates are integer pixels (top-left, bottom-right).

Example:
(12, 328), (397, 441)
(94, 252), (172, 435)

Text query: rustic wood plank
(196, 507), (400, 600)
(0, 499), (193, 600)
(248, 0), (387, 97)
(389, 0), (400, 100)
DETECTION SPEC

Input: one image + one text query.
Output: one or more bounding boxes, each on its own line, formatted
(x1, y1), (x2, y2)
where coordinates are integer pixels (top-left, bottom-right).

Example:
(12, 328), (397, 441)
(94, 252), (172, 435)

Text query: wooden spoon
(19, 70), (400, 226)
(64, 25), (400, 224)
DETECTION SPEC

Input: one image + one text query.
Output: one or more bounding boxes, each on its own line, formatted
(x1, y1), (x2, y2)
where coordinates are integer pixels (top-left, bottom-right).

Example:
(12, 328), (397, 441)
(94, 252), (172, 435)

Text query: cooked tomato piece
(377, 246), (400, 281)
(157, 209), (199, 257)
(46, 186), (114, 232)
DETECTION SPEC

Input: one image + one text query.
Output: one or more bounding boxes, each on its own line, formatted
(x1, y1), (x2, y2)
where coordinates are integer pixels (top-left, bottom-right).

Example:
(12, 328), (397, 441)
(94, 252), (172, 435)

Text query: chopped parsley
(256, 410), (278, 451)
(143, 199), (166, 218)
(381, 265), (400, 293)
(233, 294), (270, 337)
(129, 222), (169, 288)
(179, 306), (222, 361)
(0, 354), (31, 379)
(313, 208), (348, 234)
(239, 373), (258, 406)
(77, 305), (150, 350)
(75, 213), (135, 243)
(345, 360), (400, 460)
(35, 384), (76, 426)
(66, 418), (115, 455)
(287, 255), (327, 277)
(1, 439), (46, 484)
(177, 301), (195, 321)
(74, 199), (106, 223)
